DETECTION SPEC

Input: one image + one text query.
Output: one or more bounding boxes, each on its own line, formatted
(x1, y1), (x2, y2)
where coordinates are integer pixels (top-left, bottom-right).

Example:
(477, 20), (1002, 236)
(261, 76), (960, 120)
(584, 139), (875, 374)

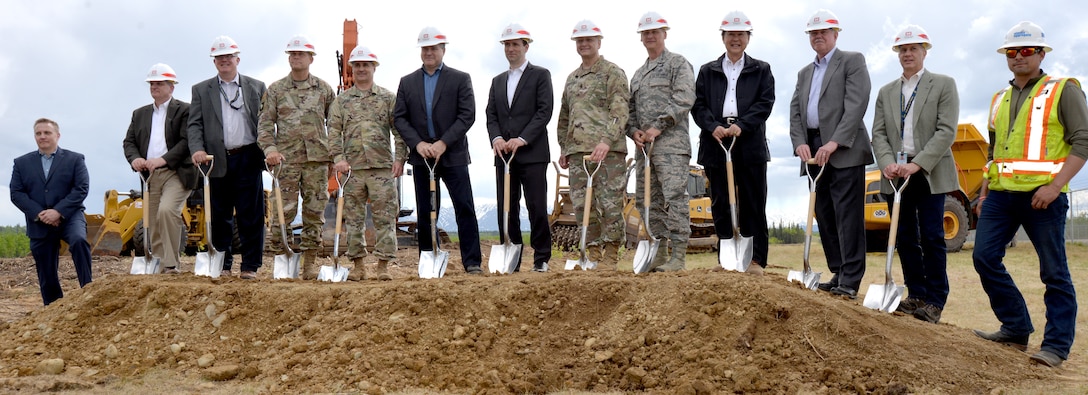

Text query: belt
(807, 128), (820, 136)
(723, 116), (737, 125)
(226, 143), (256, 155)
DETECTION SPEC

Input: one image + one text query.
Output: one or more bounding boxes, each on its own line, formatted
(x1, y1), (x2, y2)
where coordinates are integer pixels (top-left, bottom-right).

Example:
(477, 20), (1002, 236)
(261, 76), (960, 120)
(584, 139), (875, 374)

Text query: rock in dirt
(625, 367), (647, 384)
(35, 359), (64, 375)
(202, 364), (240, 381)
(103, 344), (119, 359)
(197, 354), (215, 368)
(170, 344), (182, 355)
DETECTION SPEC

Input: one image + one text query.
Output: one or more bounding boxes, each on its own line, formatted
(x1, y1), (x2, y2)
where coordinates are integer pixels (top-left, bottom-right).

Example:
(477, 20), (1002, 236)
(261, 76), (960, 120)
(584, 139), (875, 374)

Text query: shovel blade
(787, 269), (822, 290)
(488, 243), (519, 274)
(129, 256), (162, 275)
(418, 250), (450, 279)
(194, 250), (224, 278)
(503, 244), (522, 274)
(318, 265), (350, 282)
(564, 257), (597, 271)
(632, 239), (659, 274)
(273, 253), (301, 279)
(863, 283), (905, 313)
(718, 236), (754, 272)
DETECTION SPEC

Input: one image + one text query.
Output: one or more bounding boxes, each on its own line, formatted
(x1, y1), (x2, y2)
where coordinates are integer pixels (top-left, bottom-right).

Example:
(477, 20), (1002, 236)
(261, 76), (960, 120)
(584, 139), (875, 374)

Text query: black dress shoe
(829, 286), (857, 299)
(973, 329), (1028, 351)
(466, 266), (483, 275)
(817, 274), (839, 292)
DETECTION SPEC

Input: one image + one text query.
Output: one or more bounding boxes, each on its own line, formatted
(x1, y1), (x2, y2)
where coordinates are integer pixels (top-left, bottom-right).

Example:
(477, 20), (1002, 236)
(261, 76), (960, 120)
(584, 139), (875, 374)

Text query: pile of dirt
(0, 251), (1059, 393)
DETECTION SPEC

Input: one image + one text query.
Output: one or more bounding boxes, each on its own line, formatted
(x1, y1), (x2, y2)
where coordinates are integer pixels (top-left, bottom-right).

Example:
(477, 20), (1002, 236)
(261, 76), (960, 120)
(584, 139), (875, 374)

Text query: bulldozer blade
(194, 250), (224, 278)
(787, 269), (822, 290)
(418, 249), (449, 279)
(273, 252), (300, 279)
(863, 282), (904, 313)
(632, 238), (659, 274)
(488, 242), (522, 274)
(318, 263), (350, 282)
(718, 236), (753, 272)
(129, 256), (162, 275)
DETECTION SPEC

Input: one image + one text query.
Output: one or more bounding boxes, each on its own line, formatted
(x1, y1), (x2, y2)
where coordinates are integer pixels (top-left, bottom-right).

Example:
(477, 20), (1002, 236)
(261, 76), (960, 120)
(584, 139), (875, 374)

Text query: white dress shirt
(721, 54), (745, 118)
(147, 98), (170, 159)
(899, 70), (925, 155)
(219, 75), (255, 149)
(506, 60), (527, 107)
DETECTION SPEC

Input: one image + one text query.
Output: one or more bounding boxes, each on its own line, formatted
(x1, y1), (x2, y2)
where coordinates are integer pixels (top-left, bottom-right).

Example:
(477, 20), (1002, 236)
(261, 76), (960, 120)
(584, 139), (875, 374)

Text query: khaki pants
(146, 168), (189, 269)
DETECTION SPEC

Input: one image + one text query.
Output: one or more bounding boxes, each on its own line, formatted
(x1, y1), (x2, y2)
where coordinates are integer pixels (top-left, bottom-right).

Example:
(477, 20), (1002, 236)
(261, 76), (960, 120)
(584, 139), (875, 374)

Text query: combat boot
(376, 260), (393, 281)
(653, 244), (686, 272)
(347, 257), (367, 281)
(586, 245), (604, 269)
(301, 250), (319, 280)
(602, 242), (621, 271)
(648, 244), (669, 272)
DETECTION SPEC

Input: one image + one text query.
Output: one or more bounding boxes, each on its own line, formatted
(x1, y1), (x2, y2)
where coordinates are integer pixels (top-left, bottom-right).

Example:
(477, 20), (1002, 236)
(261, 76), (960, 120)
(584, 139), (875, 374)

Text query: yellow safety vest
(986, 76), (1078, 192)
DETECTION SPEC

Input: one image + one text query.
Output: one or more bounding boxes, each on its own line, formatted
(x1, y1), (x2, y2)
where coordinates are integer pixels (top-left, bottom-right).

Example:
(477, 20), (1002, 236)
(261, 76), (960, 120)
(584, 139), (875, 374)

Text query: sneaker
(913, 303), (942, 324)
(239, 271), (258, 280)
(466, 266), (483, 275)
(896, 297), (924, 315)
(972, 329), (1029, 351)
(1030, 350), (1064, 368)
(163, 267), (181, 275)
(532, 262), (549, 272)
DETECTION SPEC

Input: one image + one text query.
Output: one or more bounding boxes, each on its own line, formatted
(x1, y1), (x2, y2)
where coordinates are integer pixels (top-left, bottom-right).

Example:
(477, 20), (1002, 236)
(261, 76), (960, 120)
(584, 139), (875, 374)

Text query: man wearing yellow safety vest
(972, 21), (1088, 369)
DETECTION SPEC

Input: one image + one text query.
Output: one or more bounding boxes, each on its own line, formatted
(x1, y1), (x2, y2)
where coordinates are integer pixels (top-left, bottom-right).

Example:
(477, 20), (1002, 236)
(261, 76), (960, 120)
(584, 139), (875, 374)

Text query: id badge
(896, 151), (908, 165)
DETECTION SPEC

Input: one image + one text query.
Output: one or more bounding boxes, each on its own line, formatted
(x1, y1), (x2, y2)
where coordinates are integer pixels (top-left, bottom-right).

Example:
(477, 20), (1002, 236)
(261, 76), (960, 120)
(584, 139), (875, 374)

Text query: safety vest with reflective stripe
(986, 76), (1078, 192)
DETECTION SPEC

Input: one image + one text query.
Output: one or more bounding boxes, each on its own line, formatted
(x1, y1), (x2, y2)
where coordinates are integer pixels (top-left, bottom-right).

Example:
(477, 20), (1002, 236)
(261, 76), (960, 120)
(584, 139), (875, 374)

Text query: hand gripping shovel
(319, 170), (351, 282)
(632, 142), (659, 274)
(268, 165), (300, 279)
(130, 172), (162, 274)
(863, 176), (910, 313)
(717, 138), (753, 271)
(418, 158), (450, 279)
(565, 155), (602, 271)
(489, 151), (522, 274)
(788, 159), (825, 290)
(194, 156), (224, 278)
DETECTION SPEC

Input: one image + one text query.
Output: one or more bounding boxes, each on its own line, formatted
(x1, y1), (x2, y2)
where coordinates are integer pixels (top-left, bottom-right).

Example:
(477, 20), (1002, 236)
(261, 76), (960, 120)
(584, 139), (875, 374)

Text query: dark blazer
(692, 53), (775, 166)
(187, 74), (266, 177)
(485, 62), (553, 165)
(394, 64), (476, 167)
(122, 98), (198, 189)
(789, 49), (874, 168)
(10, 148), (90, 239)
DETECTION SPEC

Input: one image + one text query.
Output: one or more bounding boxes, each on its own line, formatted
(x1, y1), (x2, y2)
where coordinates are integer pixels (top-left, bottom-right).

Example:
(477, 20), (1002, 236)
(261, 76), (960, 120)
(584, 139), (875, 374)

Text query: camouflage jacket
(557, 56), (630, 156)
(328, 84), (407, 169)
(628, 49), (695, 155)
(257, 73), (335, 163)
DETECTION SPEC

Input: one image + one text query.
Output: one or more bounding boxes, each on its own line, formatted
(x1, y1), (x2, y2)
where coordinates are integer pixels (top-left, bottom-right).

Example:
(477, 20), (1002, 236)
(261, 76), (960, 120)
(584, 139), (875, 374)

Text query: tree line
(0, 226), (30, 258)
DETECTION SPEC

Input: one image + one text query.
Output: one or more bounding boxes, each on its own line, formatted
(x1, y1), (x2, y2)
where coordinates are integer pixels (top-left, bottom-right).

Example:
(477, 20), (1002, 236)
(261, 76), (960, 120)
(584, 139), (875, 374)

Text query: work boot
(347, 257), (367, 281)
(587, 245), (604, 267)
(746, 262), (764, 276)
(647, 245), (669, 271)
(376, 260), (393, 281)
(654, 244), (686, 272)
(602, 242), (621, 270)
(301, 250), (319, 280)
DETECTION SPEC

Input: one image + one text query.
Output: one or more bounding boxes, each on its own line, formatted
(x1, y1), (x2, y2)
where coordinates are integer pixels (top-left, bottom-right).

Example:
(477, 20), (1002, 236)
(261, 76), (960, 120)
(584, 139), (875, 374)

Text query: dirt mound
(0, 258), (1058, 394)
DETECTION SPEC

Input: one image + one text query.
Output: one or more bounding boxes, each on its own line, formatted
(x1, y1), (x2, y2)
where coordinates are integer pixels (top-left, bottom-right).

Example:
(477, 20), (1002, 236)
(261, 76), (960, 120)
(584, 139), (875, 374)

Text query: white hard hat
(285, 35), (316, 55)
(720, 11), (753, 32)
(209, 35), (240, 57)
(636, 11), (669, 33)
(499, 23), (532, 43)
(997, 21), (1052, 53)
(417, 27), (449, 47)
(571, 19), (603, 40)
(804, 9), (842, 32)
(145, 63), (178, 84)
(348, 46), (379, 65)
(892, 25), (932, 51)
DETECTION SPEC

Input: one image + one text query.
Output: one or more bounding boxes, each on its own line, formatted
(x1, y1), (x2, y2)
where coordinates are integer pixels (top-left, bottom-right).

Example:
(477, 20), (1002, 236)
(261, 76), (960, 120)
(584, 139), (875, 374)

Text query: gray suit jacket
(123, 98), (198, 189)
(789, 49), (874, 169)
(871, 70), (960, 194)
(187, 74), (266, 177)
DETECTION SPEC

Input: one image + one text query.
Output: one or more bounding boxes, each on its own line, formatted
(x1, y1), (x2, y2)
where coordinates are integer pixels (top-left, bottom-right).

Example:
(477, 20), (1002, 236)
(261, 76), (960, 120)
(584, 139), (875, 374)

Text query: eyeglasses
(1005, 47), (1043, 59)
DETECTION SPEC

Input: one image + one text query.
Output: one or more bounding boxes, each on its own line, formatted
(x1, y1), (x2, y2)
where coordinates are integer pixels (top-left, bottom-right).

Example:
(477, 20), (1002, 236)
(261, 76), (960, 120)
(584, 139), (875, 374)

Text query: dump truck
(863, 123), (989, 252)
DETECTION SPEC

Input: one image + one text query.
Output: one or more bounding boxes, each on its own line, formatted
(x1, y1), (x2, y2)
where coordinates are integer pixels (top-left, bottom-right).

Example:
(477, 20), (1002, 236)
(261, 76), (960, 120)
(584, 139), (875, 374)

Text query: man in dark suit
(187, 35), (267, 278)
(485, 24), (553, 272)
(10, 118), (92, 305)
(122, 63), (197, 274)
(394, 26), (482, 274)
(789, 10), (873, 298)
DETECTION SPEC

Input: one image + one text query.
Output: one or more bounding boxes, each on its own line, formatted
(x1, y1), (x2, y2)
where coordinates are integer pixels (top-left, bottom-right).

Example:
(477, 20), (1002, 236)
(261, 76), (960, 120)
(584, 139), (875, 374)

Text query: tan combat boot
(587, 245), (604, 269)
(602, 242), (621, 271)
(376, 260), (393, 281)
(347, 257), (367, 281)
(301, 250), (319, 280)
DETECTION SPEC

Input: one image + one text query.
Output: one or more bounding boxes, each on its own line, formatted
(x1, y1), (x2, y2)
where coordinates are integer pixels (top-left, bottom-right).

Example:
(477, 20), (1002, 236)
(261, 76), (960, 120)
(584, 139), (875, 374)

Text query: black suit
(394, 64), (481, 269)
(485, 62), (554, 270)
(187, 74), (267, 272)
(10, 147), (92, 305)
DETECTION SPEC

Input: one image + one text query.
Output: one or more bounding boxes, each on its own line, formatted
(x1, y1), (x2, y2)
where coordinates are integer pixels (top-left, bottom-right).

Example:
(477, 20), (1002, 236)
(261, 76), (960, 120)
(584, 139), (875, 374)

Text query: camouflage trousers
(636, 152), (691, 248)
(568, 153), (626, 246)
(270, 161), (328, 252)
(341, 168), (399, 262)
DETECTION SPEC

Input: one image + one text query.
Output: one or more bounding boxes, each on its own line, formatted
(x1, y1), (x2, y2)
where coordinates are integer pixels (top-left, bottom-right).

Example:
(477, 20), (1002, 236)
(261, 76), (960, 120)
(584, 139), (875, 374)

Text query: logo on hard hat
(423, 34), (429, 39)
(504, 28), (511, 34)
(151, 70), (158, 76)
(905, 31), (913, 38)
(218, 43), (225, 49)
(1013, 30), (1032, 38)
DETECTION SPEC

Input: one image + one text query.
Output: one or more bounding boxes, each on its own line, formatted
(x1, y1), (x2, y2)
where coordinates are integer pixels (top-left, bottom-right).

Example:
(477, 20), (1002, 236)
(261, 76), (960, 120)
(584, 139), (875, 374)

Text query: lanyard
(900, 82), (919, 139)
(219, 82), (243, 110)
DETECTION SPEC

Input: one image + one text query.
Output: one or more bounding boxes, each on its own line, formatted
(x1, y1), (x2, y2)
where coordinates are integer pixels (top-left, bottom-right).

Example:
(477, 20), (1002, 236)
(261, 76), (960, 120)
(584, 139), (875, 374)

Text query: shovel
(631, 142), (659, 274)
(418, 158), (450, 279)
(319, 170), (351, 282)
(268, 165), (300, 279)
(194, 156), (224, 278)
(788, 159), (825, 290)
(863, 176), (910, 312)
(717, 138), (753, 271)
(489, 151), (522, 274)
(565, 155), (602, 271)
(130, 172), (162, 275)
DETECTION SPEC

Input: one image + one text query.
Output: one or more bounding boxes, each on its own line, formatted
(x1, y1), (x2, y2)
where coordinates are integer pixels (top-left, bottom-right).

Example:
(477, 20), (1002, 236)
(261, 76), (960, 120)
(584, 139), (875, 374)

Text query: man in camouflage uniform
(257, 35), (336, 280)
(557, 20), (630, 269)
(628, 12), (695, 272)
(329, 46), (407, 281)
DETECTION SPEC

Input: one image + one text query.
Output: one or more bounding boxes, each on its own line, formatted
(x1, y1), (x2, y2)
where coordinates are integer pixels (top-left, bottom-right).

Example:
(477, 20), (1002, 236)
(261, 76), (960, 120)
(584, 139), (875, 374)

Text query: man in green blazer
(870, 25), (960, 324)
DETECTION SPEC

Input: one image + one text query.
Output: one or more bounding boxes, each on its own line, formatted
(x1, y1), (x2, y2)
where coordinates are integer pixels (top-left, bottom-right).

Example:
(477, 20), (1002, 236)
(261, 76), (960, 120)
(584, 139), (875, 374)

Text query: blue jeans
(885, 176), (948, 308)
(973, 190), (1076, 359)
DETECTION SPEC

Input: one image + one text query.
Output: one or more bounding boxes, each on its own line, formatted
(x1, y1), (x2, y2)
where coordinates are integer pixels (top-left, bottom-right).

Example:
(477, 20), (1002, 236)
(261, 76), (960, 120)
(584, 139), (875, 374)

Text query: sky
(2, 0), (1088, 227)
